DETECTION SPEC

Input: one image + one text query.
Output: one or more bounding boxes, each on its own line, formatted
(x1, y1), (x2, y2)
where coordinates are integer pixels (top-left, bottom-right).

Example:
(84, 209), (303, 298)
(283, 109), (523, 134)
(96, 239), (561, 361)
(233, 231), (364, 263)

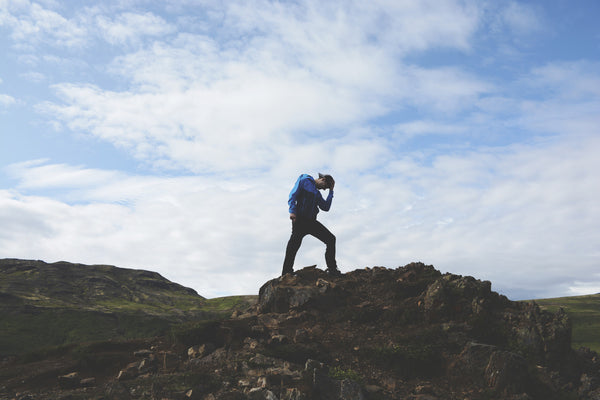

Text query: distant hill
(0, 259), (254, 355)
(532, 293), (600, 353)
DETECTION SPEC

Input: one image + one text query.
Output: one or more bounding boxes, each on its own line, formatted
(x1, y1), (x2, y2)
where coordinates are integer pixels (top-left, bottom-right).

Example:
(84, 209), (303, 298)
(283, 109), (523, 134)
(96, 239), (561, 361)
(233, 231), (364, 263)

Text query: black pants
(282, 217), (337, 275)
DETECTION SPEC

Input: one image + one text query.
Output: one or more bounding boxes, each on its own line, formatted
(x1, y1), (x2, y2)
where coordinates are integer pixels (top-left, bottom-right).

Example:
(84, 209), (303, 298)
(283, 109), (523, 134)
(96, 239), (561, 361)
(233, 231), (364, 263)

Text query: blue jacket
(288, 174), (333, 219)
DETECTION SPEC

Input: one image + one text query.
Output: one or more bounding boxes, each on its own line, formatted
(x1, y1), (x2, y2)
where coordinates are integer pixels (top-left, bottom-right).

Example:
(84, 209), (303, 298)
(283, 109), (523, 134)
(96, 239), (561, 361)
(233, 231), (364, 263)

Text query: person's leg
(282, 219), (307, 275)
(309, 220), (337, 272)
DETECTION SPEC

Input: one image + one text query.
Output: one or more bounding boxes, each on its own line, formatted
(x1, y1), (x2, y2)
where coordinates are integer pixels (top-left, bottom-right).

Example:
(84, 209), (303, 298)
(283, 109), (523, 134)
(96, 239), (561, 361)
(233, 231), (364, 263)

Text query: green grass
(0, 308), (173, 355)
(532, 293), (600, 353)
(201, 295), (257, 313)
(0, 295), (257, 356)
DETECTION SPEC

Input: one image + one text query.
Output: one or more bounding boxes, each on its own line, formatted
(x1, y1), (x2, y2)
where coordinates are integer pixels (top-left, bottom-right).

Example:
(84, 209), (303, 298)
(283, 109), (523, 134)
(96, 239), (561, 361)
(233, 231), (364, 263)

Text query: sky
(1, 0), (599, 300)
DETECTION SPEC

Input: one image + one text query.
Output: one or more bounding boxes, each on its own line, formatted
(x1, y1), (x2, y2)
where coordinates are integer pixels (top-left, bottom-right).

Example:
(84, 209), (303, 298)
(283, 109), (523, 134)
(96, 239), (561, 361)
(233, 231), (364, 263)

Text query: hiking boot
(327, 268), (342, 277)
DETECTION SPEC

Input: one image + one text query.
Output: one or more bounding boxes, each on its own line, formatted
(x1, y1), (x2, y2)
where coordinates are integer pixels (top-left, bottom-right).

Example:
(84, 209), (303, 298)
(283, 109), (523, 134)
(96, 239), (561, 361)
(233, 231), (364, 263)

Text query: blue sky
(1, 0), (599, 300)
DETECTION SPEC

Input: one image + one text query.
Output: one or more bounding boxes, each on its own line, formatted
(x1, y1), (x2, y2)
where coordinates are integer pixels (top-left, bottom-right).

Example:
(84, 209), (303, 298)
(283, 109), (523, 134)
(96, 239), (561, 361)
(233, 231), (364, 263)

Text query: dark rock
(484, 350), (528, 393)
(340, 379), (365, 400)
(215, 391), (248, 400)
(258, 267), (341, 313)
(57, 372), (80, 389)
(188, 342), (217, 359)
(248, 387), (277, 399)
(134, 349), (153, 358)
(117, 361), (140, 380)
(80, 377), (96, 387)
(281, 388), (306, 399)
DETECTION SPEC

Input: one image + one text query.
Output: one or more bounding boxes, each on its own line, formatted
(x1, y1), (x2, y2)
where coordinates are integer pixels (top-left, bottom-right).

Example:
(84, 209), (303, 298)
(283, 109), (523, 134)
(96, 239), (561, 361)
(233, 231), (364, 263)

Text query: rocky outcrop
(2, 262), (599, 400)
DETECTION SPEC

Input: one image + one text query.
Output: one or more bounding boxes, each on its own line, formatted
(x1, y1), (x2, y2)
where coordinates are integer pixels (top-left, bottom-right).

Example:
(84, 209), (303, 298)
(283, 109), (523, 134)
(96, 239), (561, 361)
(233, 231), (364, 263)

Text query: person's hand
(290, 213), (296, 222)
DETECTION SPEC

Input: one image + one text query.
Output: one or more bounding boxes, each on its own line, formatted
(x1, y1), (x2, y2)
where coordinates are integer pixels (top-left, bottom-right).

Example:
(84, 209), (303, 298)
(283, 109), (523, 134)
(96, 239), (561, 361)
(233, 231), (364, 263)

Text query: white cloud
(19, 71), (45, 83)
(400, 65), (493, 113)
(568, 281), (600, 297)
(501, 2), (543, 35)
(35, 0), (494, 175)
(1, 1), (88, 48)
(0, 93), (16, 107)
(96, 11), (175, 46)
(527, 61), (600, 99)
(6, 159), (121, 191)
(393, 120), (467, 138)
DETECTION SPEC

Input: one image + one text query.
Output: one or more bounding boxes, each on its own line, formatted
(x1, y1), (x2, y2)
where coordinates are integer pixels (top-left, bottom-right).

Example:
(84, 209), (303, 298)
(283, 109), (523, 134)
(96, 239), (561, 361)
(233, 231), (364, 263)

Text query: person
(282, 173), (341, 277)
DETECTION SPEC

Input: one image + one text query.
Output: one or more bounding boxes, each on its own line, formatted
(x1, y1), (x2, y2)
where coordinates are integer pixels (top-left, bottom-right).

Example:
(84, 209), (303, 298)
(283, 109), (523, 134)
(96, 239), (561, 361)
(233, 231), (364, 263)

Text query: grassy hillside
(0, 259), (256, 356)
(533, 293), (600, 353)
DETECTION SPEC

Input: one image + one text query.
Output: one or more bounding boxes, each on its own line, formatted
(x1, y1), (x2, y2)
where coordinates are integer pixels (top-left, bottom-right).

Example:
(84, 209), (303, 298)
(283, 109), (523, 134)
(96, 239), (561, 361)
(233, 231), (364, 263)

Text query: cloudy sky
(1, 0), (599, 300)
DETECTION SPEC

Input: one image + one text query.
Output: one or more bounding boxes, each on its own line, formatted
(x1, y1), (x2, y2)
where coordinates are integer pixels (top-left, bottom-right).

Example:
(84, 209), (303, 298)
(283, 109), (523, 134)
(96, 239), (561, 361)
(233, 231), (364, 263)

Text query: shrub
(328, 366), (363, 382)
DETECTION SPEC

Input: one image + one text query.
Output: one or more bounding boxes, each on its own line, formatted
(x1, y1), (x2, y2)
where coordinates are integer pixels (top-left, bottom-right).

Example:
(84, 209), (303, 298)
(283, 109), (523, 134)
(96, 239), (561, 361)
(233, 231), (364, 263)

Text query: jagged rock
(293, 328), (309, 343)
(258, 267), (340, 313)
(450, 342), (530, 395)
(484, 350), (528, 393)
(138, 355), (158, 374)
(189, 347), (228, 369)
(422, 274), (495, 321)
(450, 342), (497, 376)
(508, 302), (572, 367)
(268, 334), (289, 345)
(244, 337), (260, 350)
(117, 361), (141, 380)
(188, 342), (217, 359)
(281, 388), (305, 400)
(264, 366), (302, 387)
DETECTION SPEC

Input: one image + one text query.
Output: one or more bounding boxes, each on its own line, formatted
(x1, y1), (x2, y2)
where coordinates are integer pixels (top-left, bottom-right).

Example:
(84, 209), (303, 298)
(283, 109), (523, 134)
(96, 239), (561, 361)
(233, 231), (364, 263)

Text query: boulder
(484, 350), (528, 393)
(257, 267), (340, 314)
(450, 342), (529, 395)
(422, 274), (494, 321)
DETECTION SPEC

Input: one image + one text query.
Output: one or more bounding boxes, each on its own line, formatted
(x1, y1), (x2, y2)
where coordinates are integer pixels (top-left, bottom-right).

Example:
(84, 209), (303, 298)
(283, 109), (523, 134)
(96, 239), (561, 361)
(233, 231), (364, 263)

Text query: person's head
(316, 173), (335, 190)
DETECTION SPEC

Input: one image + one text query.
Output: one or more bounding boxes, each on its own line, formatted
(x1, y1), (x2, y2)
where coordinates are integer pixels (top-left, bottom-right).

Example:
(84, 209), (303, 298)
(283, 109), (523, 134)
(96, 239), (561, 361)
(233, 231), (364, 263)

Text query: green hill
(532, 293), (600, 352)
(0, 259), (255, 355)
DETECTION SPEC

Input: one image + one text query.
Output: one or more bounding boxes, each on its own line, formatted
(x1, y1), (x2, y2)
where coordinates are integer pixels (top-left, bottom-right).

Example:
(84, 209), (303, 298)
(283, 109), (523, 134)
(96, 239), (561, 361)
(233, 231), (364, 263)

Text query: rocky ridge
(2, 262), (600, 400)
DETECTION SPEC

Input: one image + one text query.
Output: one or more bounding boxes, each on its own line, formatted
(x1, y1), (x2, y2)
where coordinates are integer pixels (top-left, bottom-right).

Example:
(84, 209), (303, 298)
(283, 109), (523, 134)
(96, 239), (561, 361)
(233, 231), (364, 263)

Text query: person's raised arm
(318, 188), (334, 211)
